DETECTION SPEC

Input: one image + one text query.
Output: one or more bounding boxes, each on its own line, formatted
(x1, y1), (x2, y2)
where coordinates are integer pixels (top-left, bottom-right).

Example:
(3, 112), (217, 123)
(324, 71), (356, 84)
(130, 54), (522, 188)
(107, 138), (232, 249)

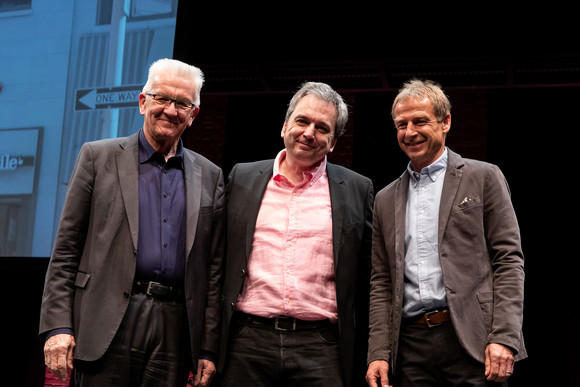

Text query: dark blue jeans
(222, 313), (344, 387)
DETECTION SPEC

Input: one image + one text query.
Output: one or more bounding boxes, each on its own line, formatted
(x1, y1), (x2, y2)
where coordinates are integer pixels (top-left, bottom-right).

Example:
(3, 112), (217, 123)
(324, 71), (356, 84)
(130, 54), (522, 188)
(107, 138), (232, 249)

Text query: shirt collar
(407, 147), (448, 183)
(273, 149), (327, 186)
(139, 129), (184, 167)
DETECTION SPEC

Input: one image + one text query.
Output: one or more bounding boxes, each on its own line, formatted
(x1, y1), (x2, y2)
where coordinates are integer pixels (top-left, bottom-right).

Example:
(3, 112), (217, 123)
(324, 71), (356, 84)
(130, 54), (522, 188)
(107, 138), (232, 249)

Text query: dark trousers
(72, 293), (192, 387)
(222, 313), (344, 387)
(394, 320), (507, 387)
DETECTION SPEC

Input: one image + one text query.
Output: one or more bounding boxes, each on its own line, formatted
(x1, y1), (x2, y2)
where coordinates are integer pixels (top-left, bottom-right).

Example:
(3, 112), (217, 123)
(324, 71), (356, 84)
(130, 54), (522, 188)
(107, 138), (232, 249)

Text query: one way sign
(75, 85), (142, 110)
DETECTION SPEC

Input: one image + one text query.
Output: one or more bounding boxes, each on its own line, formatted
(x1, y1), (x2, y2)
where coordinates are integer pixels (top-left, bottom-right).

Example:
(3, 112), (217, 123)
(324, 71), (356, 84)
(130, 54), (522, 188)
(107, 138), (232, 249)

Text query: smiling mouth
(406, 140), (425, 148)
(297, 141), (315, 149)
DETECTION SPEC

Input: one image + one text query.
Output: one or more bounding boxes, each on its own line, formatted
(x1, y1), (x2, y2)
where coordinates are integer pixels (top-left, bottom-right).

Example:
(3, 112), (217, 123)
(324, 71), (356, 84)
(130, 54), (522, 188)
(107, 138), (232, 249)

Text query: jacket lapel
(116, 133), (140, 251)
(327, 164), (345, 269)
(438, 150), (464, 246)
(395, 172), (409, 282)
(183, 150), (202, 262)
(245, 162), (273, 260)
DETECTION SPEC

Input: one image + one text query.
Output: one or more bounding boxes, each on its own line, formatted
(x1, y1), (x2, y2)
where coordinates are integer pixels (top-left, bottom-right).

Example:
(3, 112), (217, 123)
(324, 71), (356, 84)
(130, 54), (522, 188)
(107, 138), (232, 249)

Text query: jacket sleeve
(367, 190), (394, 365)
(483, 164), (525, 354)
(201, 167), (226, 355)
(39, 143), (94, 336)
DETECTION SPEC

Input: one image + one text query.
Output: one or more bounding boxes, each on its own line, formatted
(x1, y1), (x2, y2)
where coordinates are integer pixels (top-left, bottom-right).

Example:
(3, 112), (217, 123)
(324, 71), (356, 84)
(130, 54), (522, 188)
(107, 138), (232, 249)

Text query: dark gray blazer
(39, 131), (225, 372)
(218, 159), (374, 386)
(368, 149), (527, 373)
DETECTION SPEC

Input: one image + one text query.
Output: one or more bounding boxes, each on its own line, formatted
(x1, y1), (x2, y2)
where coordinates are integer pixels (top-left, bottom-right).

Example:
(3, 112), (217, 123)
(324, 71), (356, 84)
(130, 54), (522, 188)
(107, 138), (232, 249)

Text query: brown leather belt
(410, 309), (450, 328)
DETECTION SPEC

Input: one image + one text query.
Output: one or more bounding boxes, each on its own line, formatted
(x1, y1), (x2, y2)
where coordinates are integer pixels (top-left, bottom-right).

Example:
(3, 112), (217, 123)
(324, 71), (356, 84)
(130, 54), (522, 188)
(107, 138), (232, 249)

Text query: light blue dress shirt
(402, 148), (449, 318)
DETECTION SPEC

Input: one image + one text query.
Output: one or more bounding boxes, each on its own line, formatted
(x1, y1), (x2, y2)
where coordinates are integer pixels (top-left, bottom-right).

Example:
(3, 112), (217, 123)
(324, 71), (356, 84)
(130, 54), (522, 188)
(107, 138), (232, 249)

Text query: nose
(163, 100), (179, 116)
(404, 123), (418, 136)
(303, 123), (316, 138)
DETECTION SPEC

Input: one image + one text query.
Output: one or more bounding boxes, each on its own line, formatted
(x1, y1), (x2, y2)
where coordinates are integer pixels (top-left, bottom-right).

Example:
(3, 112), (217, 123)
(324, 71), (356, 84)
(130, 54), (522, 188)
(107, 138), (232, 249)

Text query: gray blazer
(368, 149), (526, 372)
(39, 131), (225, 372)
(218, 159), (374, 386)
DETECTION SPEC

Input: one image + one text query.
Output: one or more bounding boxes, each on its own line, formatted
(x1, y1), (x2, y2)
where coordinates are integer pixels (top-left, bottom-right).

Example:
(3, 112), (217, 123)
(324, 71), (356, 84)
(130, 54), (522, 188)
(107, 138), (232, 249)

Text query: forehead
(394, 97), (435, 119)
(150, 74), (196, 96)
(292, 95), (337, 121)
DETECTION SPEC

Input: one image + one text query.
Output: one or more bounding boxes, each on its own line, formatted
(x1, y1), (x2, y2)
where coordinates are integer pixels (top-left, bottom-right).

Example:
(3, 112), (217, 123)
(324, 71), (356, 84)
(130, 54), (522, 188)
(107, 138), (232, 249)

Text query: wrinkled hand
(484, 343), (514, 382)
(366, 360), (392, 387)
(191, 359), (216, 387)
(44, 333), (75, 382)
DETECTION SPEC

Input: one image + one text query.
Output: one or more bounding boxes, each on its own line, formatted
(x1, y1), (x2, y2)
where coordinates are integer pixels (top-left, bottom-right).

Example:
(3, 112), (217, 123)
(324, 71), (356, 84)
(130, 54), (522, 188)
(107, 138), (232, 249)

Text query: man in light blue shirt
(403, 148), (448, 319)
(367, 79), (526, 387)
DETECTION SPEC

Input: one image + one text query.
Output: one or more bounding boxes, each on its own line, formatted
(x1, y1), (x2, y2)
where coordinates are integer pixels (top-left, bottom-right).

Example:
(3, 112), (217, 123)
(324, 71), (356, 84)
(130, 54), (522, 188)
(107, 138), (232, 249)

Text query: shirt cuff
(44, 328), (74, 342)
(198, 349), (217, 364)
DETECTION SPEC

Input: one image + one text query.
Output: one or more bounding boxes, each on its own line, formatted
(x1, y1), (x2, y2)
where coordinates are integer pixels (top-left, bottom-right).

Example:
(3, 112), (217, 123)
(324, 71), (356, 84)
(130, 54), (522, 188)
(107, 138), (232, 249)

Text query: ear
(188, 106), (200, 126)
(328, 137), (338, 153)
(138, 93), (147, 115)
(281, 121), (287, 138)
(442, 113), (451, 134)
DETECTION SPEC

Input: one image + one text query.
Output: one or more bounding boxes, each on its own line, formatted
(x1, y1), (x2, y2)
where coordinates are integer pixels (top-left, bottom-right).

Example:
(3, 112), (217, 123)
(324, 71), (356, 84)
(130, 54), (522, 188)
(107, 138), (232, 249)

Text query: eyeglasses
(146, 93), (196, 111)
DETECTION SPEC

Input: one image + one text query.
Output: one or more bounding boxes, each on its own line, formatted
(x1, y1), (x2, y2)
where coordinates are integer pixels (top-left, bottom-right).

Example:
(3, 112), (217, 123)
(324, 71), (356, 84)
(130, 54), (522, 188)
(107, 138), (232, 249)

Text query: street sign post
(75, 85), (142, 110)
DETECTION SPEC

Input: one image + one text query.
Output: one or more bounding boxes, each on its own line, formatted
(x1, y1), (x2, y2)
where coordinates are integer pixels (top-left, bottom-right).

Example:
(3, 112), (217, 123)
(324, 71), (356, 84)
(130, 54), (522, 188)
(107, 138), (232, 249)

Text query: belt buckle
(145, 281), (156, 296)
(274, 316), (297, 331)
(424, 310), (442, 328)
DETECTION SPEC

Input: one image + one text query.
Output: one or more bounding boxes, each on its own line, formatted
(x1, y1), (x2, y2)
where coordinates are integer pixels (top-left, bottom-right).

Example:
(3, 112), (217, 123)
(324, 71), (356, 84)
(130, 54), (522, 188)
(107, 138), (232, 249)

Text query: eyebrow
(395, 113), (432, 123)
(294, 114), (332, 130)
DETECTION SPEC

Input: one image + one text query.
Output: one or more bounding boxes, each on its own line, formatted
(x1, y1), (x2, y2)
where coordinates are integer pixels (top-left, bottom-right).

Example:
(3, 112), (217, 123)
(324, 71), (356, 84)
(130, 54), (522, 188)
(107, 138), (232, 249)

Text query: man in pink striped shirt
(218, 82), (374, 387)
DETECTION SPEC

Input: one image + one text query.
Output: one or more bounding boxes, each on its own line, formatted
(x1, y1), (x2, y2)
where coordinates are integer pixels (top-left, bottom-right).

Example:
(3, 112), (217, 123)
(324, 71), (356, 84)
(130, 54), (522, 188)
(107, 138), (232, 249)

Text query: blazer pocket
(343, 221), (363, 240)
(74, 271), (91, 289)
(199, 205), (212, 214)
(453, 195), (481, 212)
(477, 291), (493, 329)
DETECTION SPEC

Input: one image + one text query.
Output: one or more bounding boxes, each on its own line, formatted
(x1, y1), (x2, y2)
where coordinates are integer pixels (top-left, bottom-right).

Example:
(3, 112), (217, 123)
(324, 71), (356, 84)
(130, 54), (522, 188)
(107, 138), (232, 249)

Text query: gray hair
(142, 58), (205, 106)
(285, 81), (349, 138)
(391, 79), (451, 122)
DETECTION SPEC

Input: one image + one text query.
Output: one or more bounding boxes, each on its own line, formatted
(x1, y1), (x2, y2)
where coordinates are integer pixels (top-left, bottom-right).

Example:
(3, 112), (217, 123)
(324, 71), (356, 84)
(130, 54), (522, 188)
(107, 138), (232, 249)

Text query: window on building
(97, 0), (176, 25)
(0, 0), (32, 12)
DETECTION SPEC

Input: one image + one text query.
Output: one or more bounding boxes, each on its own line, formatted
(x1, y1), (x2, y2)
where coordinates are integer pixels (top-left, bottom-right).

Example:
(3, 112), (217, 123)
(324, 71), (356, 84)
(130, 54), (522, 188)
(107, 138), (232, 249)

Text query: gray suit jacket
(218, 159), (374, 386)
(39, 131), (225, 371)
(368, 149), (526, 372)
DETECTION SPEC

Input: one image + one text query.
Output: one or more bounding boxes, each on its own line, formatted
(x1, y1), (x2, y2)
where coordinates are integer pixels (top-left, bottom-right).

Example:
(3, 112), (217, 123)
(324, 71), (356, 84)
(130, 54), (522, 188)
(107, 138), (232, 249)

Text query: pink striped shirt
(236, 150), (338, 322)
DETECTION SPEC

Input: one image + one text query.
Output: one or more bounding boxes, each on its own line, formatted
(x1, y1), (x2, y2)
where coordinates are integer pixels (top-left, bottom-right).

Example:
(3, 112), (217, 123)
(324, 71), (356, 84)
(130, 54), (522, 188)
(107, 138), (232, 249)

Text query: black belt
(133, 281), (184, 301)
(235, 312), (334, 332)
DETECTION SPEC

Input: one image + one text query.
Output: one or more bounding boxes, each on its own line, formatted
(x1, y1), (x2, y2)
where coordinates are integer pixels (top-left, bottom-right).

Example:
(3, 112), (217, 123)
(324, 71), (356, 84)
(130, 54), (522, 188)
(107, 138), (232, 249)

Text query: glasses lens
(155, 95), (172, 104)
(148, 94), (193, 111)
(175, 101), (192, 109)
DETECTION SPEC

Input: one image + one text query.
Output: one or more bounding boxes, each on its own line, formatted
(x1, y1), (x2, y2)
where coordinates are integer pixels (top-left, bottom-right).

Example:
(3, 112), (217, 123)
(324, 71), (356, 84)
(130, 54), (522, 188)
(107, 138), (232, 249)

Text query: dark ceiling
(174, 4), (579, 94)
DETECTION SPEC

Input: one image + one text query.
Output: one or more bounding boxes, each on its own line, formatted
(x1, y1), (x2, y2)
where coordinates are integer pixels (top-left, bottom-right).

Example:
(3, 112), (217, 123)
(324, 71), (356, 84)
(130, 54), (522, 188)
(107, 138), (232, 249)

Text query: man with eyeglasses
(40, 58), (224, 387)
